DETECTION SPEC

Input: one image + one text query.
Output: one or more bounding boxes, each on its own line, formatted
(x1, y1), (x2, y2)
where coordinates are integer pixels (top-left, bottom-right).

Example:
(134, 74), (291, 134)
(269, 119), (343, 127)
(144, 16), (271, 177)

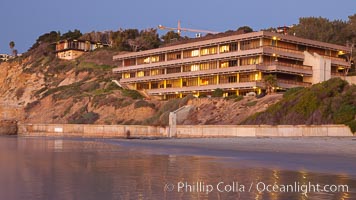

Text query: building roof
(113, 31), (351, 60)
(55, 39), (98, 44)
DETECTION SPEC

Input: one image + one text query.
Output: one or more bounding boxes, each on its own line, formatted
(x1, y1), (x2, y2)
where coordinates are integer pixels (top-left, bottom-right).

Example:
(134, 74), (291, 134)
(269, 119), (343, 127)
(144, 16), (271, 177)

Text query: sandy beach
(106, 137), (356, 175)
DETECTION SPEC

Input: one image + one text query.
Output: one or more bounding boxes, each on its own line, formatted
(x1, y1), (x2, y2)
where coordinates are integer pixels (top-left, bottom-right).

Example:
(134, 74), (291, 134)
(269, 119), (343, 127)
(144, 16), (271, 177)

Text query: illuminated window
(191, 64), (200, 71)
(124, 73), (130, 79)
(191, 49), (199, 57)
(144, 57), (150, 63)
(137, 71), (144, 77)
(219, 45), (230, 53)
(220, 62), (229, 68)
(200, 46), (217, 56)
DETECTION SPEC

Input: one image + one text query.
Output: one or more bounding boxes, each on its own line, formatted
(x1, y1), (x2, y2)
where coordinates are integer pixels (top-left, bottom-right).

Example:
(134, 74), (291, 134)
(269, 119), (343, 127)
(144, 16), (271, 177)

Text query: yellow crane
(158, 20), (219, 36)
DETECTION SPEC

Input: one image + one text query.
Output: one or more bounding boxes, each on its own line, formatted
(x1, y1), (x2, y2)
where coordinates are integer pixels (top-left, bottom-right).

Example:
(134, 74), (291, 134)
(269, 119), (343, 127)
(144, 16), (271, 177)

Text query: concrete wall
(175, 125), (353, 138)
(304, 51), (331, 84)
(344, 76), (356, 85)
(18, 124), (167, 138)
(17, 124), (354, 138)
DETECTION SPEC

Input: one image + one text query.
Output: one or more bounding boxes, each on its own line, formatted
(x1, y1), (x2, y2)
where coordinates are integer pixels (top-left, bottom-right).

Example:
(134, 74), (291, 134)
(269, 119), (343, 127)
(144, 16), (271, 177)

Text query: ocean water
(0, 136), (355, 200)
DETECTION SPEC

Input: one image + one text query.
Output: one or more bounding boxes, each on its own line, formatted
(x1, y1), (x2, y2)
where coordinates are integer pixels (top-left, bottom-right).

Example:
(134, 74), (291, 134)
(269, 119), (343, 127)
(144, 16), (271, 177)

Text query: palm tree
(264, 74), (277, 94)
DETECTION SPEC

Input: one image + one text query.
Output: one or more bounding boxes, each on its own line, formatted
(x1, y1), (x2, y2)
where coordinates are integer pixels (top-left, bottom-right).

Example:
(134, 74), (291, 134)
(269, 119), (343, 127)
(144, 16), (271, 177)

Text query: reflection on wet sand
(0, 137), (354, 200)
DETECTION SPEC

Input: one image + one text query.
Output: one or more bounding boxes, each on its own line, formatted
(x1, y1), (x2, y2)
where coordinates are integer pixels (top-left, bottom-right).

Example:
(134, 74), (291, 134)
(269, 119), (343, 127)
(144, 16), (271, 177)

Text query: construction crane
(158, 20), (219, 37)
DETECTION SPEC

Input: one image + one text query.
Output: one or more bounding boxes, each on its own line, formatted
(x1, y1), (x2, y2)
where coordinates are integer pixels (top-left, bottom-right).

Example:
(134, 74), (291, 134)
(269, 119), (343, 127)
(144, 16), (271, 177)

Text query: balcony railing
(261, 62), (312, 70)
(263, 45), (347, 62)
(277, 79), (311, 87)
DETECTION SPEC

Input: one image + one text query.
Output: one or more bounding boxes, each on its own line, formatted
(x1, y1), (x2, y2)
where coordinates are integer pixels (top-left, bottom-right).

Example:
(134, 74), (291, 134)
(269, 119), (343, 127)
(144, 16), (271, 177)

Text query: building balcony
(119, 62), (312, 84)
(146, 81), (263, 95)
(143, 78), (310, 95)
(277, 79), (312, 88)
(263, 46), (350, 66)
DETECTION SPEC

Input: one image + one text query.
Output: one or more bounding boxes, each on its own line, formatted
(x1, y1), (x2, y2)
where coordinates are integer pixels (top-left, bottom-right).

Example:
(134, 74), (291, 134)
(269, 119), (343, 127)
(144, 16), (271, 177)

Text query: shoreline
(103, 137), (356, 175)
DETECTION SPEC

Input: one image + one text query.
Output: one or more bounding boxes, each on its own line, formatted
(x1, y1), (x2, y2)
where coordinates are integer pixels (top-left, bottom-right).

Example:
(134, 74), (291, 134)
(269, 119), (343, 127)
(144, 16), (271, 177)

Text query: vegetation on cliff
(242, 78), (356, 132)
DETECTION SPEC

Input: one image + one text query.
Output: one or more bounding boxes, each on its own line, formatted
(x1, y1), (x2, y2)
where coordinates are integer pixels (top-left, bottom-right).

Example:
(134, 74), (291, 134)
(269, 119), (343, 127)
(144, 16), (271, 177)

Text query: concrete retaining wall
(175, 125), (354, 138)
(17, 124), (354, 138)
(18, 124), (167, 138)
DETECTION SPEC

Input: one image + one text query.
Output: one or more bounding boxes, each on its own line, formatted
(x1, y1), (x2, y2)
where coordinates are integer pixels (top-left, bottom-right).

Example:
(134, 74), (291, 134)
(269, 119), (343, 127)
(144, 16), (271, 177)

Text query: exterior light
(253, 86), (257, 89)
(272, 36), (277, 40)
(338, 51), (345, 55)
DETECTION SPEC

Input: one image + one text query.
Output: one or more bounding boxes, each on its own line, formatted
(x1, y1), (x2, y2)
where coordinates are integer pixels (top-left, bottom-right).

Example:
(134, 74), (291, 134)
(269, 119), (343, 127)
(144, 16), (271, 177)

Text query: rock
(0, 120), (17, 135)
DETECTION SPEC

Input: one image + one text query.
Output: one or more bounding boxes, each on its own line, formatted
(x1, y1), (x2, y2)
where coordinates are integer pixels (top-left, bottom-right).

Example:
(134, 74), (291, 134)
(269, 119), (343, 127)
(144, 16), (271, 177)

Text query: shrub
(68, 111), (99, 124)
(24, 100), (40, 112)
(226, 94), (243, 102)
(15, 87), (25, 99)
(345, 120), (356, 134)
(283, 87), (303, 98)
(143, 95), (193, 126)
(333, 104), (356, 124)
(105, 82), (122, 91)
(212, 88), (223, 97)
(80, 81), (100, 92)
(122, 89), (143, 99)
(198, 94), (208, 98)
(246, 101), (257, 107)
(134, 100), (155, 109)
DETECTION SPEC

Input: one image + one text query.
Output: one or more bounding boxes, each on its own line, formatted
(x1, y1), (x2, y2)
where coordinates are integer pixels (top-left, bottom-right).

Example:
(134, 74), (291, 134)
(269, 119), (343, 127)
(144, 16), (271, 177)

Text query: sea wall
(17, 123), (354, 138)
(17, 124), (167, 138)
(174, 125), (353, 138)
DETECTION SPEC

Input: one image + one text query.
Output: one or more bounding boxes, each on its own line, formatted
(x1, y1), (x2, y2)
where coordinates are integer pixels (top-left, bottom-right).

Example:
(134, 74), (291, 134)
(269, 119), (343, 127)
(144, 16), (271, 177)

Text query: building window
(151, 82), (159, 89)
(240, 56), (259, 66)
(240, 39), (260, 50)
(182, 78), (198, 87)
(200, 46), (217, 56)
(137, 71), (147, 77)
(184, 49), (199, 58)
(200, 61), (217, 70)
(166, 79), (180, 88)
(191, 49), (199, 57)
(220, 45), (229, 53)
(137, 83), (149, 90)
(167, 52), (181, 61)
(200, 76), (217, 85)
(151, 54), (165, 63)
(219, 74), (238, 84)
(151, 69), (165, 76)
(123, 73), (130, 79)
(167, 67), (181, 74)
(191, 64), (200, 71)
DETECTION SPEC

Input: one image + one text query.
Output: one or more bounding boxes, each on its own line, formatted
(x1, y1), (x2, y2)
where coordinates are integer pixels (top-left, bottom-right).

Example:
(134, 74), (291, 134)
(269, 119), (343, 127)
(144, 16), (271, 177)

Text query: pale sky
(1, 0), (356, 53)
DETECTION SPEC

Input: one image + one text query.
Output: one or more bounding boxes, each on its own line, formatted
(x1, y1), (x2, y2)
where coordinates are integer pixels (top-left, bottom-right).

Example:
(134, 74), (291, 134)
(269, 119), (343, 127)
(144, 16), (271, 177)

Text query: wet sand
(106, 137), (356, 175)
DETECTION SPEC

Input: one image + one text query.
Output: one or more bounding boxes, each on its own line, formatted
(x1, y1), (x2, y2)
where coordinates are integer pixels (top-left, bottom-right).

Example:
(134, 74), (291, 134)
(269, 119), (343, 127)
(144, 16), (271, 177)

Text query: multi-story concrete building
(112, 31), (351, 99)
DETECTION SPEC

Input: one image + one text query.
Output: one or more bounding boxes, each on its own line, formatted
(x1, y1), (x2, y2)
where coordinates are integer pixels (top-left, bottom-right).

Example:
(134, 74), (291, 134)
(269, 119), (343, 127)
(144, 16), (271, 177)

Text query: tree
(288, 17), (349, 45)
(9, 41), (17, 57)
(111, 29), (140, 51)
(237, 26), (253, 34)
(60, 29), (82, 40)
(161, 31), (182, 44)
(29, 31), (61, 51)
(212, 88), (224, 97)
(264, 74), (277, 94)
